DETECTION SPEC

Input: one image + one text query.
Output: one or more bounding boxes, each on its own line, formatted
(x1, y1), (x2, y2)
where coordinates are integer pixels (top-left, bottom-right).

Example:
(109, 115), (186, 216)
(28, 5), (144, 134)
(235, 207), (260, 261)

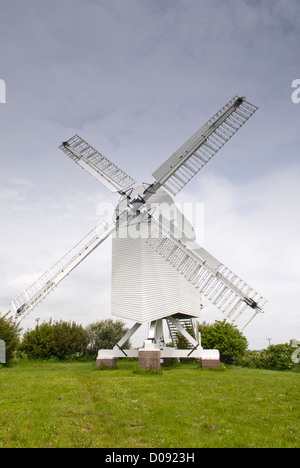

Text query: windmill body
(112, 186), (200, 324)
(11, 96), (267, 369)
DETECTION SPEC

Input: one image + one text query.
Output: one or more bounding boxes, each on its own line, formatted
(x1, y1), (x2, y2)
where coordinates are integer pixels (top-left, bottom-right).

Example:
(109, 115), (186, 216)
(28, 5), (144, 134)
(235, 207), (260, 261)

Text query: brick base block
(96, 358), (117, 368)
(138, 350), (161, 371)
(202, 359), (220, 368)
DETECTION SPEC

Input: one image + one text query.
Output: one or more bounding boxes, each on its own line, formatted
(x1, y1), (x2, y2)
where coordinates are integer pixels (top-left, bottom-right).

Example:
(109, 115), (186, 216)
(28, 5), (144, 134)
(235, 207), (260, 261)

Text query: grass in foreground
(0, 359), (299, 448)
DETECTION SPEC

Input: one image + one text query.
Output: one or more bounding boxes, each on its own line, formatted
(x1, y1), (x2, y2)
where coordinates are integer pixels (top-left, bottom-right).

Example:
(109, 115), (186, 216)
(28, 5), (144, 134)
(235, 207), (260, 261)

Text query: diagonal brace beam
(167, 316), (200, 349)
(114, 322), (142, 351)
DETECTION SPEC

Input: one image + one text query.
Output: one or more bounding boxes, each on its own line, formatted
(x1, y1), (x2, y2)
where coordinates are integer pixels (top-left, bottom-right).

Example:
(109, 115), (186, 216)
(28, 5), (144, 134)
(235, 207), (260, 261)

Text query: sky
(0, 0), (299, 350)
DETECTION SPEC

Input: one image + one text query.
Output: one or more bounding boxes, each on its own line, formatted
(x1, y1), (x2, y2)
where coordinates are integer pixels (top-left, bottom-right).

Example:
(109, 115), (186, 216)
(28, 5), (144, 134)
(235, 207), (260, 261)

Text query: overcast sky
(0, 0), (299, 349)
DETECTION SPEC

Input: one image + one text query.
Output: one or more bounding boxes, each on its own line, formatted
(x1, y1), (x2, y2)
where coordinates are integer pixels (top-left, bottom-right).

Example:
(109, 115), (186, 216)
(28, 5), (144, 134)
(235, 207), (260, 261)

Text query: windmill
(11, 96), (267, 369)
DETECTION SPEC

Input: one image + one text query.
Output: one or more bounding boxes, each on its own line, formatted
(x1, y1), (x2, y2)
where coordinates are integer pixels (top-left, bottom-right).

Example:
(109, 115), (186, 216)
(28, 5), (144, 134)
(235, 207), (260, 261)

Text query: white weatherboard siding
(111, 236), (200, 323)
(111, 188), (201, 323)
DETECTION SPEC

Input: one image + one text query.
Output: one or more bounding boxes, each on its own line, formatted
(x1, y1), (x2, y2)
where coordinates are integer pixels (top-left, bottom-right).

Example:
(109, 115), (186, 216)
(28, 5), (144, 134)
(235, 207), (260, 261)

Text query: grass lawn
(0, 359), (299, 448)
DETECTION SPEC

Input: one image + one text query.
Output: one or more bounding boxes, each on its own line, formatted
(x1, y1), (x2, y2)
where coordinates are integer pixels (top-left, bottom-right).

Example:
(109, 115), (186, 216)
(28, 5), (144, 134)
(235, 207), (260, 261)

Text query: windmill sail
(12, 219), (115, 320)
(59, 134), (136, 193)
(152, 96), (258, 195)
(146, 213), (266, 329)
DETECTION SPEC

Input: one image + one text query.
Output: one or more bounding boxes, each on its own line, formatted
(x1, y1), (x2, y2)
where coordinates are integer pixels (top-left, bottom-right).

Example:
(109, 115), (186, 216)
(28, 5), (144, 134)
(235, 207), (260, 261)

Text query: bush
(52, 320), (88, 360)
(20, 320), (88, 360)
(86, 319), (130, 356)
(0, 312), (21, 365)
(240, 342), (297, 371)
(238, 350), (262, 369)
(199, 319), (248, 359)
(20, 321), (55, 359)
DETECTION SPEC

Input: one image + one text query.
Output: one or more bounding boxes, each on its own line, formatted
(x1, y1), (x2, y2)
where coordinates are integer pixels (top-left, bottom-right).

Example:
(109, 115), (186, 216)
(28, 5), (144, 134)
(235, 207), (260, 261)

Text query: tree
(86, 319), (130, 356)
(20, 320), (88, 360)
(52, 320), (88, 360)
(20, 321), (55, 359)
(199, 319), (248, 359)
(0, 312), (21, 365)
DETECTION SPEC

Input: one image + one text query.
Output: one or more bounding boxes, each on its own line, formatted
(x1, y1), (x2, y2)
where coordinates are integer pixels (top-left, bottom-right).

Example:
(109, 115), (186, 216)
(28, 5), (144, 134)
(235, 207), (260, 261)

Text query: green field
(0, 360), (299, 448)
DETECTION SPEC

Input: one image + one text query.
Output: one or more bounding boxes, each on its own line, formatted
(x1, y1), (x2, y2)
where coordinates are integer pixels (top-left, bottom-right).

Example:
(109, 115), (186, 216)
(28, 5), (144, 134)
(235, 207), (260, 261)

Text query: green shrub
(52, 320), (88, 360)
(240, 342), (296, 370)
(239, 350), (262, 368)
(260, 343), (295, 370)
(20, 321), (55, 359)
(0, 312), (21, 365)
(20, 320), (88, 360)
(199, 319), (248, 359)
(86, 319), (130, 356)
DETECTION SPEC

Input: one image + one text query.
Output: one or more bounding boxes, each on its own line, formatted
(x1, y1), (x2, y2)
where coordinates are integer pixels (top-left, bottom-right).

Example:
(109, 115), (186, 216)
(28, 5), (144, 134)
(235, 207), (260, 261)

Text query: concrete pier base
(138, 349), (161, 371)
(201, 358), (220, 368)
(96, 358), (117, 368)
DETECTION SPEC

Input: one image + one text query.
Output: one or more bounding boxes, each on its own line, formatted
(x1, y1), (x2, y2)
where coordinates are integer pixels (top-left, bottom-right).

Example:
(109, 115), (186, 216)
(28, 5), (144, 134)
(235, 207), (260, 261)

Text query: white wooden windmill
(11, 96), (266, 368)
